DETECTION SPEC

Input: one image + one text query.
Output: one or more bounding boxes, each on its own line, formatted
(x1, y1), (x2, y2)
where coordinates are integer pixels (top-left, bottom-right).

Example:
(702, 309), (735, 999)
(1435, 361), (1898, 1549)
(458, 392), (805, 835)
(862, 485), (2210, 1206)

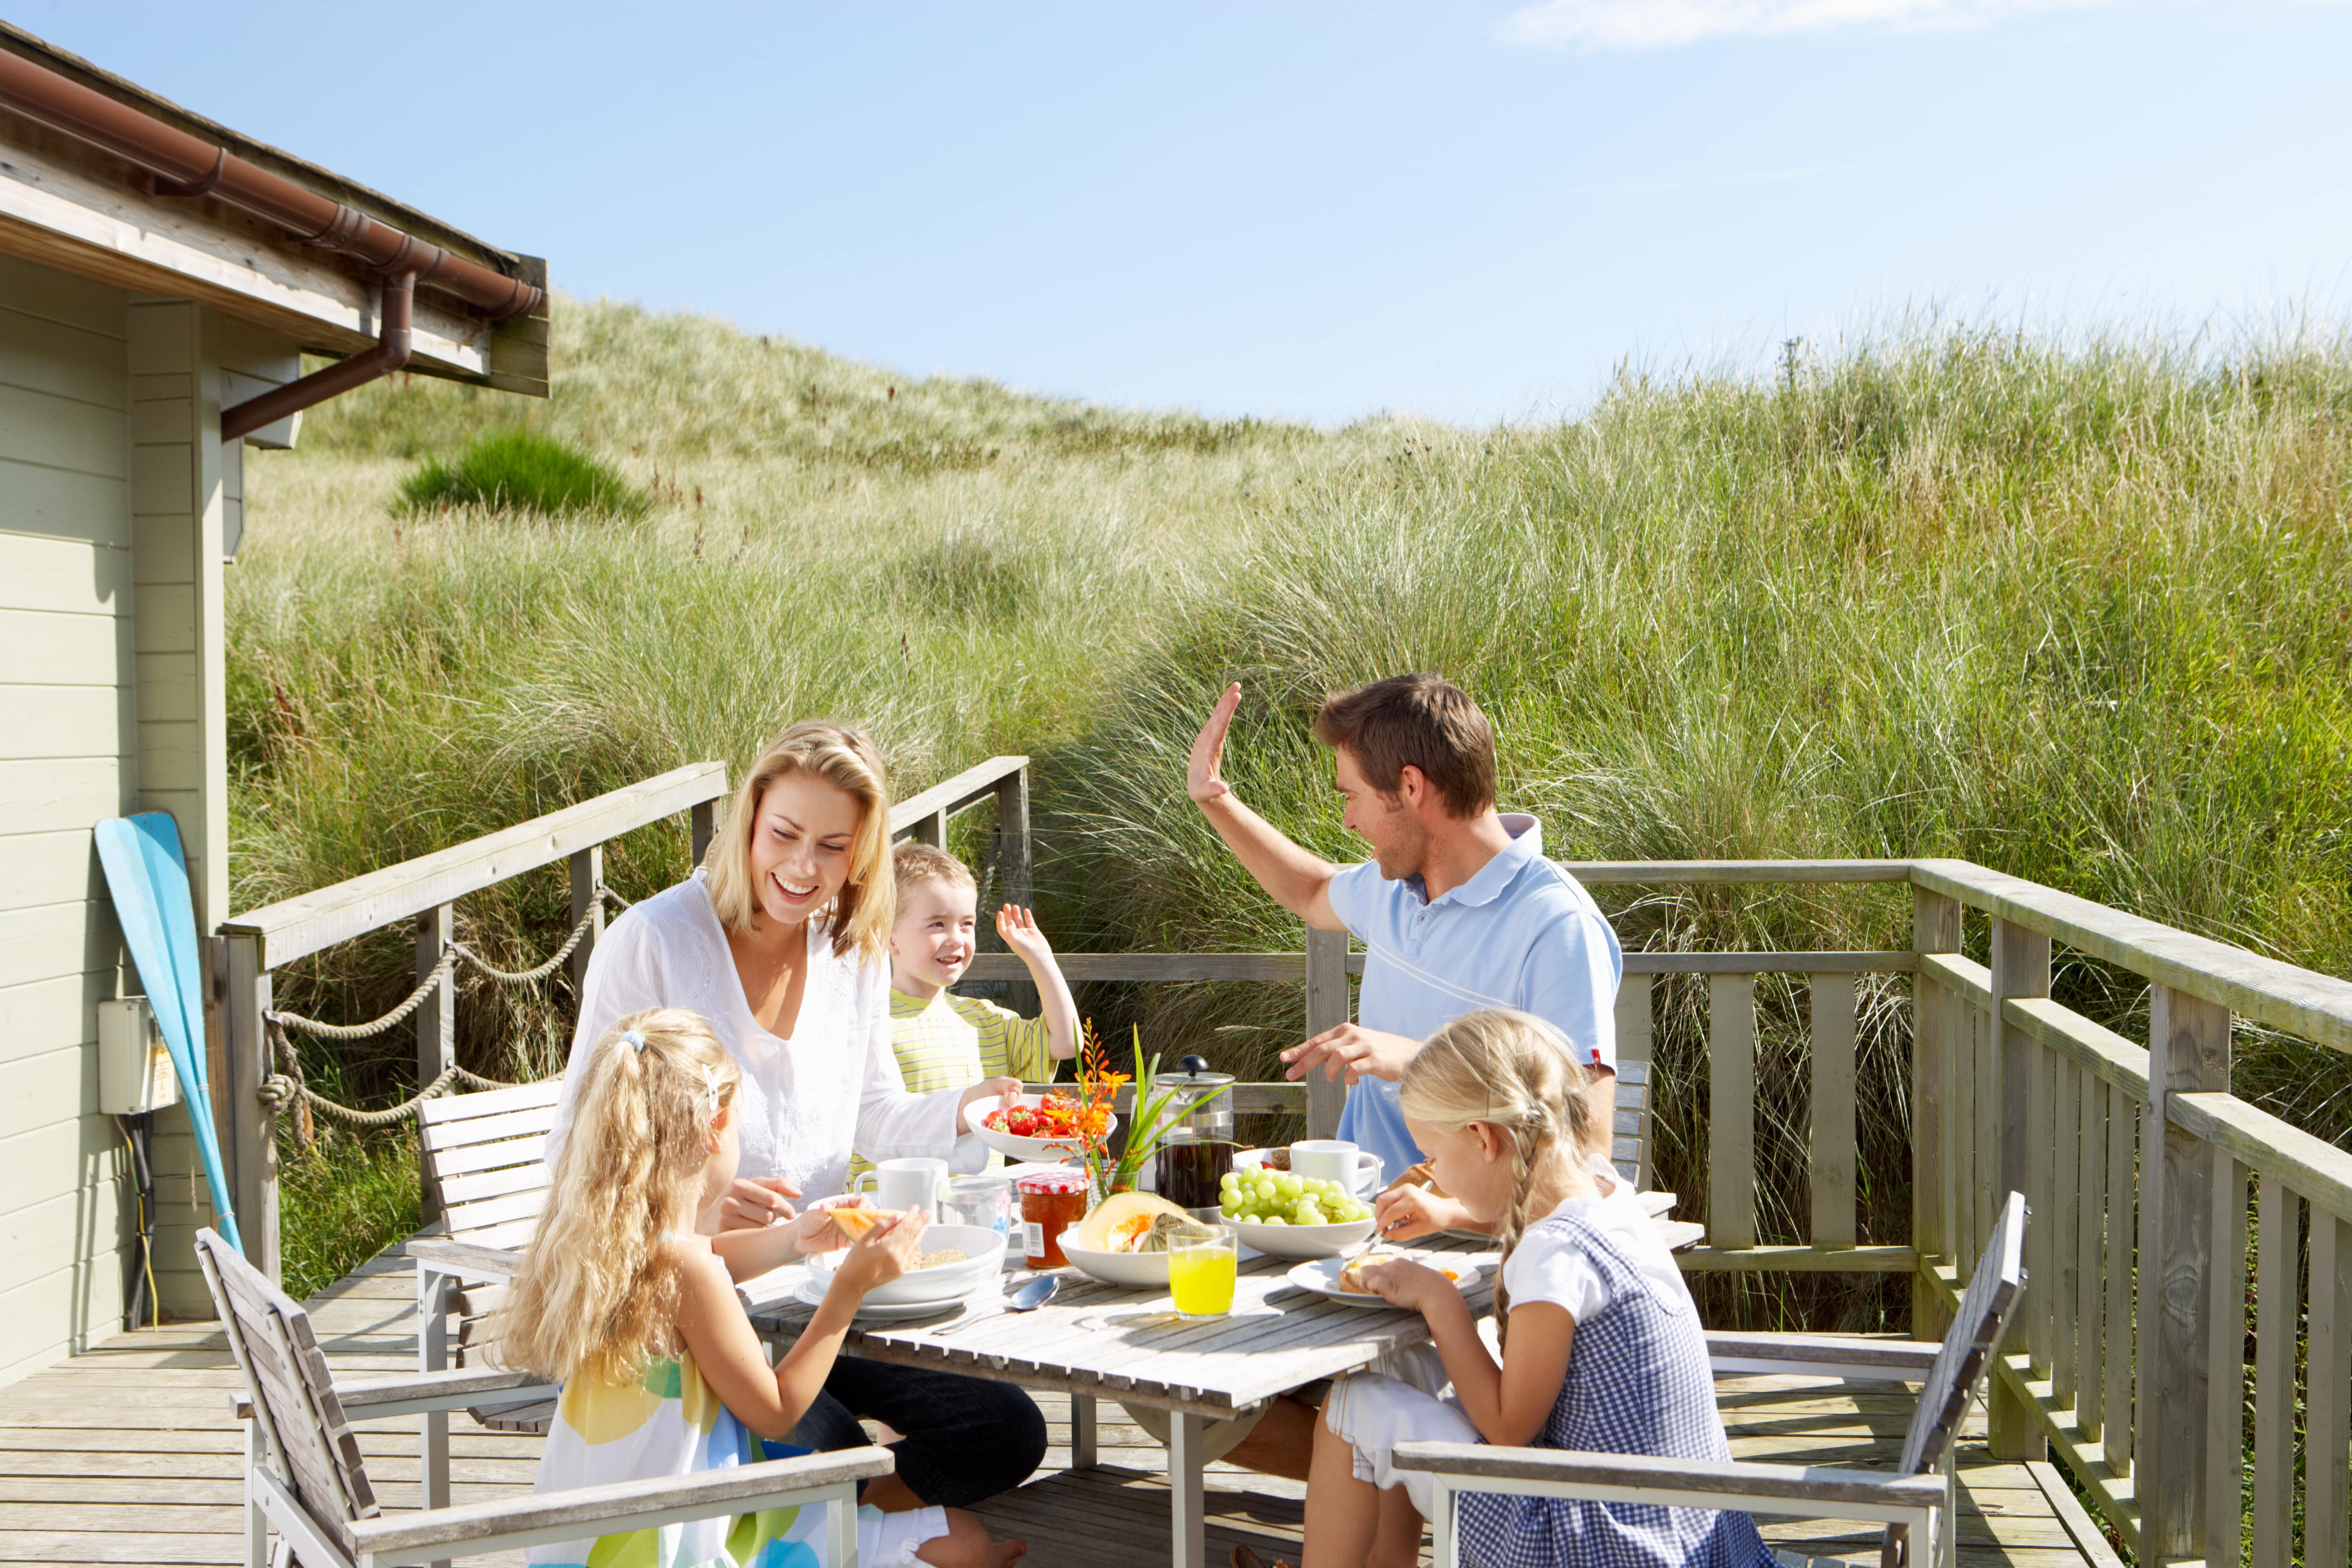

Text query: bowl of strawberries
(965, 1091), (1119, 1164)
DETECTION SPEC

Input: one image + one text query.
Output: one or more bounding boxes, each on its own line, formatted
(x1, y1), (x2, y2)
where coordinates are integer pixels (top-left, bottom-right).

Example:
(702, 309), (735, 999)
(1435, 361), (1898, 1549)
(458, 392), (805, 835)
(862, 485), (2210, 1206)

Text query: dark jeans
(787, 1357), (1046, 1509)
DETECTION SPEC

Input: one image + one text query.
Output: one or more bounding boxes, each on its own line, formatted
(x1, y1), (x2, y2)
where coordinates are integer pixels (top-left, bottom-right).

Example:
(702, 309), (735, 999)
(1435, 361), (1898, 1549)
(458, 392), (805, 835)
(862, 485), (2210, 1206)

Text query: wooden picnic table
(744, 1233), (1499, 1568)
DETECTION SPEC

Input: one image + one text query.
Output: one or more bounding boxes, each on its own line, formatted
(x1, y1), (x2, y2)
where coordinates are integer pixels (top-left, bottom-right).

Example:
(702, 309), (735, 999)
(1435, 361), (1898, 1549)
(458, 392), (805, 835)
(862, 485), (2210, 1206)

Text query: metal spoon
(933, 1274), (1058, 1336)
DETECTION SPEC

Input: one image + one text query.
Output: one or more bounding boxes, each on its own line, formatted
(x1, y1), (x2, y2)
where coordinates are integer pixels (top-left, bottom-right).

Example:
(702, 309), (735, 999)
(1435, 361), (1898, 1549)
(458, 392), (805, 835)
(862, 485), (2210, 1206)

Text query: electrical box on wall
(98, 998), (180, 1116)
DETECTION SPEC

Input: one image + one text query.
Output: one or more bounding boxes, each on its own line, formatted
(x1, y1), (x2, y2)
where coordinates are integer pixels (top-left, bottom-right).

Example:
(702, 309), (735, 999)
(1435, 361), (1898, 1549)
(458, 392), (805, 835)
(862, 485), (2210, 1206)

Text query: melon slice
(1077, 1191), (1190, 1253)
(827, 1205), (897, 1241)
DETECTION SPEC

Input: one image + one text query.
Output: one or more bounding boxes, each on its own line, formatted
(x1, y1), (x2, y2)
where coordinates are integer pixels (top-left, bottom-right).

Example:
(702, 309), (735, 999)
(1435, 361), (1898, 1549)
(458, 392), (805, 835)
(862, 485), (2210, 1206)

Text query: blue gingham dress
(1455, 1213), (1775, 1568)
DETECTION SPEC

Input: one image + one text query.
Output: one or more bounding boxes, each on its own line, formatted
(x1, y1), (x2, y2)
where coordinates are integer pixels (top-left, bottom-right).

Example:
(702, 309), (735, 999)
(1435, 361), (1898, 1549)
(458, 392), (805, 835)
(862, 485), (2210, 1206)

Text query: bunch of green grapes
(1219, 1168), (1372, 1227)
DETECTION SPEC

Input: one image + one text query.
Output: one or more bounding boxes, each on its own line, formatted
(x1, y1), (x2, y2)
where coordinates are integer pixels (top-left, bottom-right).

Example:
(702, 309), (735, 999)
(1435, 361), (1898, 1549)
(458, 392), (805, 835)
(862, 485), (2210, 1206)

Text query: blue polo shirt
(1324, 814), (1622, 1178)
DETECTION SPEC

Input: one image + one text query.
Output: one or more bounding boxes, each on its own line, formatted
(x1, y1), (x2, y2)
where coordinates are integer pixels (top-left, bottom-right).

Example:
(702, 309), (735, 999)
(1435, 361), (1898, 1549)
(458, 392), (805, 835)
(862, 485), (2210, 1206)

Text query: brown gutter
(0, 49), (540, 320)
(222, 273), (412, 442)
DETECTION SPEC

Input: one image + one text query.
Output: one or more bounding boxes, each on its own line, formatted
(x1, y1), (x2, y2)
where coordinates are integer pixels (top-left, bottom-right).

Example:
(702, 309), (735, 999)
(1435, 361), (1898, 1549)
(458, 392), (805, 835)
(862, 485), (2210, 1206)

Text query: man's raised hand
(1279, 1022), (1421, 1085)
(1187, 681), (1243, 804)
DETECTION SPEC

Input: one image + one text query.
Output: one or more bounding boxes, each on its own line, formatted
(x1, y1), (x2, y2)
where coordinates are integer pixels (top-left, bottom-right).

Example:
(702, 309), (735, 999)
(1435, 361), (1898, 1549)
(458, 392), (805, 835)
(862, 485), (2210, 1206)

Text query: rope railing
(261, 886), (624, 1138)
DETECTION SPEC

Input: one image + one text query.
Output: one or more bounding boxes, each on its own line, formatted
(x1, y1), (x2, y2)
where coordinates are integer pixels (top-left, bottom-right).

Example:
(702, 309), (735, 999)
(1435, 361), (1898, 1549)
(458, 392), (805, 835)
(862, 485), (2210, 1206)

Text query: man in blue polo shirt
(1145, 671), (1623, 1490)
(1186, 671), (1623, 1214)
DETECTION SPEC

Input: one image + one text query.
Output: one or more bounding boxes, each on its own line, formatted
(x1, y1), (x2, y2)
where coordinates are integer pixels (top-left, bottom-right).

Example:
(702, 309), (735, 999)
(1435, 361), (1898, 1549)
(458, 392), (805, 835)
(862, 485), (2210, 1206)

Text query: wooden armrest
(408, 1236), (523, 1278)
(1705, 1332), (1940, 1380)
(347, 1445), (895, 1559)
(231, 1365), (558, 1422)
(1638, 1190), (1678, 1218)
(1388, 1444), (1947, 1513)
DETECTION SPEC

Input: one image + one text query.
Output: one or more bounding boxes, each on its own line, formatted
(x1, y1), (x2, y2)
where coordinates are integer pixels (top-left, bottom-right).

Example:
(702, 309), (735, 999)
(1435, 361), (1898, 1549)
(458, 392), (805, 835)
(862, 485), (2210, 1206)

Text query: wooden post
(569, 844), (604, 994)
(2301, 1210), (2350, 1568)
(690, 797), (718, 869)
(1912, 887), (1962, 1340)
(2248, 1178), (2297, 1568)
(1988, 917), (2050, 1460)
(2135, 982), (2230, 1561)
(1709, 974), (1757, 1250)
(416, 904), (455, 1224)
(912, 808), (948, 847)
(2104, 1086), (2136, 1474)
(1303, 927), (1349, 1141)
(995, 767), (1037, 1015)
(1808, 973), (1857, 1250)
(1614, 973), (1654, 1189)
(220, 932), (279, 1282)
(2074, 1062), (2107, 1444)
(2204, 1153), (2247, 1568)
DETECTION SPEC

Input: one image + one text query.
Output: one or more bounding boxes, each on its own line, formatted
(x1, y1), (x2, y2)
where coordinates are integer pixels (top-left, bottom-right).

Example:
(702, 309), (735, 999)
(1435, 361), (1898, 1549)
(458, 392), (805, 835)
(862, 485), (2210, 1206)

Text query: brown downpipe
(0, 49), (541, 319)
(222, 273), (411, 442)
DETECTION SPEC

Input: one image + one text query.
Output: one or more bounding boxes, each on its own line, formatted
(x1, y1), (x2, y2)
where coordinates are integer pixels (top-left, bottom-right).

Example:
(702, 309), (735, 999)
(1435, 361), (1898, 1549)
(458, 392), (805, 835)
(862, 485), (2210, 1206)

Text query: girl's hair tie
(700, 1062), (723, 1122)
(619, 1029), (647, 1055)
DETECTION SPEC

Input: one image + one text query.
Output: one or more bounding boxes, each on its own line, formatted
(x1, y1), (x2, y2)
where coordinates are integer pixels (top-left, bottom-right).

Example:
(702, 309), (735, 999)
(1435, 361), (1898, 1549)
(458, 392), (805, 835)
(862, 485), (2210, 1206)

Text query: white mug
(1289, 1139), (1360, 1188)
(851, 1156), (947, 1219)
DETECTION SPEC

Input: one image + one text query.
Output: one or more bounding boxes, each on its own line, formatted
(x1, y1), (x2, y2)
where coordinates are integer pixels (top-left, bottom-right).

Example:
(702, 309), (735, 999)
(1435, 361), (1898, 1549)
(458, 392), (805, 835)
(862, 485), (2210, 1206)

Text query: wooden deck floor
(3, 1247), (2125, 1568)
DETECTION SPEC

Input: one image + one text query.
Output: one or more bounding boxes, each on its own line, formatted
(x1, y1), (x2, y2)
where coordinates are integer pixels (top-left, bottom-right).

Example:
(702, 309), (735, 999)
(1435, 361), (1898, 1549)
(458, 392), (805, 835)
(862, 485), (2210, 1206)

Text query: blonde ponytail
(1398, 1009), (1593, 1333)
(489, 1009), (740, 1386)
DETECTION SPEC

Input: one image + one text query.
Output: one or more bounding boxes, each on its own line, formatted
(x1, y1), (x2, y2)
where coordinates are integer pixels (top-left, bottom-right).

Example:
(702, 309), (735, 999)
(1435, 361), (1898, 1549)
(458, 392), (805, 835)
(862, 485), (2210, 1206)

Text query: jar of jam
(1017, 1170), (1088, 1268)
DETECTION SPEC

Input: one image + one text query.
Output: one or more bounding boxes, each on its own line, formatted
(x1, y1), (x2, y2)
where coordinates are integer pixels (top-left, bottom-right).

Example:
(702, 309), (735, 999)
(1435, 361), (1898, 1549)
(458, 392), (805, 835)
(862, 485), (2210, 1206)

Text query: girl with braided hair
(1299, 1008), (1771, 1568)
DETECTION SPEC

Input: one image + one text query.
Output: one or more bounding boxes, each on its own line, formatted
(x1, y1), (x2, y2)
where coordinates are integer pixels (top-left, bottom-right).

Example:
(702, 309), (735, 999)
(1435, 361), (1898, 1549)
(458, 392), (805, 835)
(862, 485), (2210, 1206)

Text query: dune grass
(241, 299), (2352, 1309)
(396, 426), (646, 519)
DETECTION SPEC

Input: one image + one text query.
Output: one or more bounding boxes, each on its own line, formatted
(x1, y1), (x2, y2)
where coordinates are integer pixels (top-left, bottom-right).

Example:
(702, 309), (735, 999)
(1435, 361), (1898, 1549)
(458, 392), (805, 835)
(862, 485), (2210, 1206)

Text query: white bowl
(803, 1223), (1006, 1305)
(1224, 1214), (1377, 1260)
(1059, 1240), (1171, 1290)
(1235, 1147), (1384, 1198)
(964, 1093), (1119, 1164)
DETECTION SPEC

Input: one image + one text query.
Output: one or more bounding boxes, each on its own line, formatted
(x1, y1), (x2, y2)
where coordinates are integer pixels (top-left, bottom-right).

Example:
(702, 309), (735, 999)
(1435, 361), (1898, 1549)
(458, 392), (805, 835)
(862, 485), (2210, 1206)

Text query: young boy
(882, 844), (1079, 1166)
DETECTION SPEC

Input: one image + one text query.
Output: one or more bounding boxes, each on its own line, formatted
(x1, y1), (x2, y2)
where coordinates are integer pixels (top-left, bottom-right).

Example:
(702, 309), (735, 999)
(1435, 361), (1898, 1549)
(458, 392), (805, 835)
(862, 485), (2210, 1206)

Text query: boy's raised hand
(1186, 681), (1242, 804)
(996, 904), (1054, 960)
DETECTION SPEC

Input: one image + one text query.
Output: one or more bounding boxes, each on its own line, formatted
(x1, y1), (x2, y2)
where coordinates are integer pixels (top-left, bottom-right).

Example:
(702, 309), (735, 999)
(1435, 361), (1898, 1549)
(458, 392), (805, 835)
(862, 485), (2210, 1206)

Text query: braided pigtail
(1399, 1009), (1592, 1345)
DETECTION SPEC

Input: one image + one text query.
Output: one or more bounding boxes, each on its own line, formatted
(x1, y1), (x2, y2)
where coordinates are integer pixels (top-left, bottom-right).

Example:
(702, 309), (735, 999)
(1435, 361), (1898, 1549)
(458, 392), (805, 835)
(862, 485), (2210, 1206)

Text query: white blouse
(547, 870), (984, 1201)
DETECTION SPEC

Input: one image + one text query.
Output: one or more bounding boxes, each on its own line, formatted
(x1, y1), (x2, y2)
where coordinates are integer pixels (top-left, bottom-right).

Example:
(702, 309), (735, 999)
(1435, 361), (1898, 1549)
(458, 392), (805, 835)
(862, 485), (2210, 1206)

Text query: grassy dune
(240, 299), (2352, 1302)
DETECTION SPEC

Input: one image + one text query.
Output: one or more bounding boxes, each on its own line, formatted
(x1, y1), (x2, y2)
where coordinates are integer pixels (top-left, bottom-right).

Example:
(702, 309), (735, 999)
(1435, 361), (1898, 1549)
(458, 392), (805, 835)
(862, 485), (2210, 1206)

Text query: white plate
(1286, 1256), (1485, 1307)
(792, 1279), (981, 1322)
(803, 1224), (1006, 1305)
(1224, 1214), (1376, 1260)
(1059, 1240), (1171, 1290)
(964, 1094), (1119, 1164)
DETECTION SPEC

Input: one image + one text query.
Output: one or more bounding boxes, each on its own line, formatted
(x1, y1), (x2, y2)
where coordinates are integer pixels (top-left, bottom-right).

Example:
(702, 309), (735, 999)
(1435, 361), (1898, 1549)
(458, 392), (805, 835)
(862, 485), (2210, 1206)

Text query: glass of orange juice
(1167, 1228), (1237, 1320)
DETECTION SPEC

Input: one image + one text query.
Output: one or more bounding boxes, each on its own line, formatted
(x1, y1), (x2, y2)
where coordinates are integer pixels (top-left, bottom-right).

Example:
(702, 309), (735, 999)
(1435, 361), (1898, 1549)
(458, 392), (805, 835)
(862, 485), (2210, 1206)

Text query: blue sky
(25, 1), (2352, 425)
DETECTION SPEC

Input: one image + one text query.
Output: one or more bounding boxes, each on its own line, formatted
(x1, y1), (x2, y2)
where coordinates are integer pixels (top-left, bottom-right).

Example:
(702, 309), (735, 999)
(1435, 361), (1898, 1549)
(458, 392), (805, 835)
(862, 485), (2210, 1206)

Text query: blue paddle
(94, 813), (242, 1254)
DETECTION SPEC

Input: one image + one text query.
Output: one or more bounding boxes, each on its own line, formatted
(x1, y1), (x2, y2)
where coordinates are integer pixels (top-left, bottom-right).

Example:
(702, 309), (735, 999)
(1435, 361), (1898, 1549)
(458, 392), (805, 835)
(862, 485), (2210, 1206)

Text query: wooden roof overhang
(0, 22), (546, 398)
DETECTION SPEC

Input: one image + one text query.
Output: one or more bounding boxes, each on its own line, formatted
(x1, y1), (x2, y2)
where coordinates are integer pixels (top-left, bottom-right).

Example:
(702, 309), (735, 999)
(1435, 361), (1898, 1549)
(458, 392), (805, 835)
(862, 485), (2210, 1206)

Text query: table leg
(1170, 1412), (1206, 1568)
(417, 1265), (451, 1568)
(1070, 1392), (1098, 1470)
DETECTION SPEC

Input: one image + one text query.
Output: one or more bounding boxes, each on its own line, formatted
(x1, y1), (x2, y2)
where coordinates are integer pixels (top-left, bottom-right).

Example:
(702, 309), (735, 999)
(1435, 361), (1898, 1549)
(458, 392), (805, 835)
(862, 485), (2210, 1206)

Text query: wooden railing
(206, 757), (2352, 1564)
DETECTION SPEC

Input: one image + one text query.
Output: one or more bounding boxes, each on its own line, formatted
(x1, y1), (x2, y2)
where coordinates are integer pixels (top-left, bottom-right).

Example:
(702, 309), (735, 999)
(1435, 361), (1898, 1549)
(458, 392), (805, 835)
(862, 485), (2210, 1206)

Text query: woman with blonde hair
(501, 1009), (1023, 1568)
(549, 720), (1045, 1514)
(1289, 1008), (1772, 1568)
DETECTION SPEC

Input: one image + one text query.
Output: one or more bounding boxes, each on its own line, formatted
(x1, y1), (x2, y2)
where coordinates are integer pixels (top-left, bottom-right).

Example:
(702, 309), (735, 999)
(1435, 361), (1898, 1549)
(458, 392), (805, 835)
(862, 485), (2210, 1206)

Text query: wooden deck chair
(406, 1080), (562, 1439)
(196, 1229), (890, 1568)
(1397, 1189), (2028, 1568)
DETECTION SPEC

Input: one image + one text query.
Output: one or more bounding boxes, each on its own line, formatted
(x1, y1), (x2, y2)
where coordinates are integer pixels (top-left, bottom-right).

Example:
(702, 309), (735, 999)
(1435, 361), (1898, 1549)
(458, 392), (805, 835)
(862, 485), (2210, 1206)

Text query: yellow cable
(114, 1116), (159, 1330)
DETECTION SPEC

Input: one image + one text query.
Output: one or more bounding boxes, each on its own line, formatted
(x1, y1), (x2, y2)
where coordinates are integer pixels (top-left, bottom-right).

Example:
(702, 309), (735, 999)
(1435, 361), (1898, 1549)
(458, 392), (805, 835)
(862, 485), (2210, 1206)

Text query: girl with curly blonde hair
(496, 1008), (1024, 1568)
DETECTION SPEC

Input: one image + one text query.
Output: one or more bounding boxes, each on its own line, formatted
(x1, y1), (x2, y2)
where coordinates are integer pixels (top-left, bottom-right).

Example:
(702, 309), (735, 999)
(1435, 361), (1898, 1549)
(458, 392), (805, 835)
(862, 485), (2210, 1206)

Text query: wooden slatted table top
(743, 1234), (1501, 1419)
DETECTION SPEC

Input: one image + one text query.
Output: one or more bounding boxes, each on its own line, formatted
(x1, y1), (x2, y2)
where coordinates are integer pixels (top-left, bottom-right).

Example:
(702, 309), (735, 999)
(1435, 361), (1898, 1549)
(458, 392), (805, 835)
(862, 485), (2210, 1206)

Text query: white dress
(548, 870), (987, 1196)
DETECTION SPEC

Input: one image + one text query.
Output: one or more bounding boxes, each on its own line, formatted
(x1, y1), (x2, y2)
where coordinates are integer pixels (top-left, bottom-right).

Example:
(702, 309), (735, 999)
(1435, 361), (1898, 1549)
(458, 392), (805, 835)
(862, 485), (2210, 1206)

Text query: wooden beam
(1676, 1245), (1917, 1274)
(1912, 857), (2352, 1056)
(2165, 1090), (2352, 1225)
(0, 129), (494, 381)
(887, 756), (1030, 838)
(2136, 983), (2231, 1562)
(1561, 860), (1916, 883)
(220, 763), (727, 966)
